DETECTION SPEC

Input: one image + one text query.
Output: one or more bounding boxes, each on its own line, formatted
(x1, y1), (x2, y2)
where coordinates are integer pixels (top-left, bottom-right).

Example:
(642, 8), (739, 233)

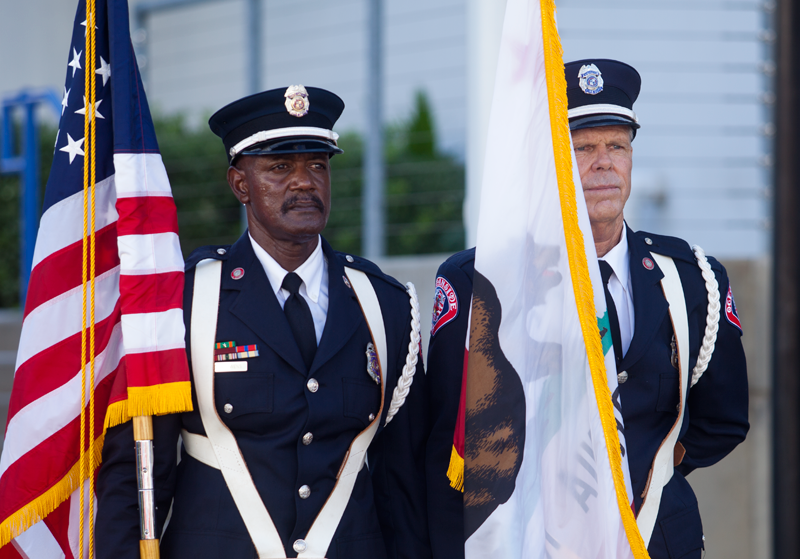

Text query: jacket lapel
(619, 226), (668, 372)
(224, 234), (308, 375)
(309, 239), (364, 375)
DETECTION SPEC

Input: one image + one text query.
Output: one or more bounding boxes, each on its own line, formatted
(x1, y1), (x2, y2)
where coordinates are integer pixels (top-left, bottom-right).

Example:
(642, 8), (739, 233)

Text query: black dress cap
(565, 59), (641, 137)
(209, 85), (345, 162)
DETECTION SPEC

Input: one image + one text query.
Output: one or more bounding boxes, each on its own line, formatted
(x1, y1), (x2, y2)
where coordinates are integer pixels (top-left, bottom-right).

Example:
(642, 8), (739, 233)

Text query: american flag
(0, 0), (192, 557)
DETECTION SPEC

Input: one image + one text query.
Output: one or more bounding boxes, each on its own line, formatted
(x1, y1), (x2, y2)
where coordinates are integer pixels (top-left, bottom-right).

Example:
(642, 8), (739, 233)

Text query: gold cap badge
(284, 85), (310, 117)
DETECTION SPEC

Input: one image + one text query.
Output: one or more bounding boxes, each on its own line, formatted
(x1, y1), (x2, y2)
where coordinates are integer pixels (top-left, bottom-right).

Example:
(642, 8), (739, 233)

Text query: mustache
(281, 194), (325, 214)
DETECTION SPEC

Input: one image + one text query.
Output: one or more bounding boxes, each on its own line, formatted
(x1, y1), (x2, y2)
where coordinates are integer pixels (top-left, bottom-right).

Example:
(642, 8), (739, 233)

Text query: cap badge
(578, 64), (604, 95)
(284, 85), (310, 117)
(366, 342), (381, 384)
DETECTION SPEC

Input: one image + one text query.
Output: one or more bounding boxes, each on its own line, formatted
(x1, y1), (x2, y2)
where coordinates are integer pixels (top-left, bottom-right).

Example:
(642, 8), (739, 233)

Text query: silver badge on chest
(670, 334), (679, 370)
(366, 342), (381, 384)
(578, 63), (604, 95)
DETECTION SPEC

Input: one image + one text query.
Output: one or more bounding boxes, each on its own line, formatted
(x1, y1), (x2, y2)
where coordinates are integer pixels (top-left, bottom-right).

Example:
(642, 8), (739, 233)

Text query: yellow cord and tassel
(80, 2), (98, 558)
(446, 445), (465, 492)
(538, 1), (649, 557)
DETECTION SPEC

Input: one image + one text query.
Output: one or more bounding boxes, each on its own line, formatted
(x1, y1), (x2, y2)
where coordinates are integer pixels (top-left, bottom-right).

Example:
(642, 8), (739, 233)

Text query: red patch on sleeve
(431, 276), (459, 336)
(725, 285), (742, 332)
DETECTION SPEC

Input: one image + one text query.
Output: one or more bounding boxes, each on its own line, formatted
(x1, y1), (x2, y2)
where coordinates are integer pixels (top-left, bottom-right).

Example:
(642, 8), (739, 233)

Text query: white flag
(462, 0), (649, 557)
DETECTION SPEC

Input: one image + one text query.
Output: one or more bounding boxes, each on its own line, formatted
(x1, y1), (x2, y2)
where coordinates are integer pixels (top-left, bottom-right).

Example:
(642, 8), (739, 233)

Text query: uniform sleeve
(677, 265), (749, 476)
(424, 261), (472, 559)
(95, 411), (182, 558)
(369, 302), (432, 559)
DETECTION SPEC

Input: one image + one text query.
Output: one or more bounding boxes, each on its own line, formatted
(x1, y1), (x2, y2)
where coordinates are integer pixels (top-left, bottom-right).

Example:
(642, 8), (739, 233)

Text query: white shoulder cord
(690, 245), (721, 387)
(384, 281), (421, 426)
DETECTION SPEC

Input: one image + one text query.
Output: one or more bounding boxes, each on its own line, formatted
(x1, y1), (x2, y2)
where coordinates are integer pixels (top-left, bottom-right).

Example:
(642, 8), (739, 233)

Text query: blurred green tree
(326, 90), (465, 255)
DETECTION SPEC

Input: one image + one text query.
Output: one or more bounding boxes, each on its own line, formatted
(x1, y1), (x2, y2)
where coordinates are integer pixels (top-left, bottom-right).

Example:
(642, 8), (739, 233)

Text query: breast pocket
(214, 372), (274, 419)
(342, 377), (381, 426)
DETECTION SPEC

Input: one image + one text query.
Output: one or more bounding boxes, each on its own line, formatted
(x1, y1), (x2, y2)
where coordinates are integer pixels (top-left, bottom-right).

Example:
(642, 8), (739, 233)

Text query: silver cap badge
(284, 84), (310, 117)
(578, 64), (604, 95)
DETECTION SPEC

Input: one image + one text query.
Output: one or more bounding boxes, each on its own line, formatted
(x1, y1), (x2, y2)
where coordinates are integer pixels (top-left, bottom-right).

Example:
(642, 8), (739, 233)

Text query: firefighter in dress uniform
(96, 86), (432, 559)
(425, 60), (749, 559)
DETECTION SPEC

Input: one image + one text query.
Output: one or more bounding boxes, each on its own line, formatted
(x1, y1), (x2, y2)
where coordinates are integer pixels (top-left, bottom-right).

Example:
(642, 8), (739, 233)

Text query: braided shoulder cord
(691, 245), (721, 387)
(384, 281), (421, 426)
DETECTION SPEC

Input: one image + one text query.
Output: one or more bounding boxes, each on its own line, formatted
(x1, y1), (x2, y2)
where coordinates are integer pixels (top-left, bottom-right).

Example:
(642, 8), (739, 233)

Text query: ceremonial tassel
(446, 347), (469, 492)
(446, 445), (465, 492)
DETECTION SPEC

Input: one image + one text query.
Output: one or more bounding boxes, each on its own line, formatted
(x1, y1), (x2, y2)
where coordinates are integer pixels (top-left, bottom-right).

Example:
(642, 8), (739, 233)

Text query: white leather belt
(189, 259), (387, 559)
(636, 253), (691, 547)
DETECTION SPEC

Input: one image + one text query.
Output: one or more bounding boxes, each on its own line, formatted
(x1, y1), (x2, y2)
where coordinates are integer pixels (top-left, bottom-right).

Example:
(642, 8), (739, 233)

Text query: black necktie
(598, 260), (623, 367)
(282, 272), (317, 371)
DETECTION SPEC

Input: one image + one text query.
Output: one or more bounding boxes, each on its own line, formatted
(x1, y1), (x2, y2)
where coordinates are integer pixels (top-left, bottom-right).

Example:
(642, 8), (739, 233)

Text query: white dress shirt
(249, 234), (329, 344)
(599, 227), (635, 357)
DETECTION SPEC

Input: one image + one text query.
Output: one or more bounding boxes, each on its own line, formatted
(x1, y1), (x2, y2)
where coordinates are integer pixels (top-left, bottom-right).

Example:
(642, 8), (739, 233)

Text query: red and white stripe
(0, 152), (186, 555)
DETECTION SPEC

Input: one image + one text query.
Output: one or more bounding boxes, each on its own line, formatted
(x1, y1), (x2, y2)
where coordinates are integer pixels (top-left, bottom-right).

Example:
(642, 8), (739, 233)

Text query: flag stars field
(59, 133), (85, 164)
(76, 96), (105, 120)
(96, 57), (111, 87)
(61, 87), (70, 115)
(68, 48), (82, 77)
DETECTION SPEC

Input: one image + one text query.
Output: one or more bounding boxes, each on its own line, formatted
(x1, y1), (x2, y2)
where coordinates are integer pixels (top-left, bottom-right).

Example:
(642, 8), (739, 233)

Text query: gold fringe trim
(539, 2), (649, 557)
(103, 381), (193, 430)
(0, 434), (104, 548)
(446, 445), (465, 492)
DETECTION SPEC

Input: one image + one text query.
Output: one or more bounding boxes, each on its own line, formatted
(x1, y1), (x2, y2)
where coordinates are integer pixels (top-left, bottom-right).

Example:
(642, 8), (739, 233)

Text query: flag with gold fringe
(0, 0), (192, 556)
(459, 0), (650, 557)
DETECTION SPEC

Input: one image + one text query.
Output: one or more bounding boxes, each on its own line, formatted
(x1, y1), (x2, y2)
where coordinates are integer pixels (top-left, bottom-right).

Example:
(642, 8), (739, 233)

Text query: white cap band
(229, 126), (340, 158)
(567, 104), (638, 124)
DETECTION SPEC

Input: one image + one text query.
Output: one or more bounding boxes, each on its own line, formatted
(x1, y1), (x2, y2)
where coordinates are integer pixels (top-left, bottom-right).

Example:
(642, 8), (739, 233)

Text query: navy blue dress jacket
(425, 227), (749, 559)
(96, 234), (431, 559)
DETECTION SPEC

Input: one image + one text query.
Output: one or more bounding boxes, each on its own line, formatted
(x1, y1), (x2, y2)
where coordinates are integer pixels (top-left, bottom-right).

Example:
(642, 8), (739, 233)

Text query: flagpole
(133, 416), (159, 559)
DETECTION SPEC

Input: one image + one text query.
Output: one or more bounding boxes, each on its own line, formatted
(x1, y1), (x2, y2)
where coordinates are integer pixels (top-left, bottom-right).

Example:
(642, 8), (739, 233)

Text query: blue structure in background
(0, 88), (60, 307)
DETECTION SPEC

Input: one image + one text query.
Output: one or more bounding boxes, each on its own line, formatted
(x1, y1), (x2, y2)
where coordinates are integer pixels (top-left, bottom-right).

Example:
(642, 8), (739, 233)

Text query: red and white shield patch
(725, 285), (742, 332)
(431, 276), (459, 336)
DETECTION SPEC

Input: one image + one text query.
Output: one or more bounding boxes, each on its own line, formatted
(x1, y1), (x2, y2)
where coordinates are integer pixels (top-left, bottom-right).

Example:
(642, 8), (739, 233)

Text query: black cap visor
(238, 137), (344, 159)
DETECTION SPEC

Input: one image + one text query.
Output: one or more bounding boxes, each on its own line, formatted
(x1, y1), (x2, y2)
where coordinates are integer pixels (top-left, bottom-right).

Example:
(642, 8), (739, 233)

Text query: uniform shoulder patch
(431, 275), (459, 336)
(725, 285), (742, 332)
